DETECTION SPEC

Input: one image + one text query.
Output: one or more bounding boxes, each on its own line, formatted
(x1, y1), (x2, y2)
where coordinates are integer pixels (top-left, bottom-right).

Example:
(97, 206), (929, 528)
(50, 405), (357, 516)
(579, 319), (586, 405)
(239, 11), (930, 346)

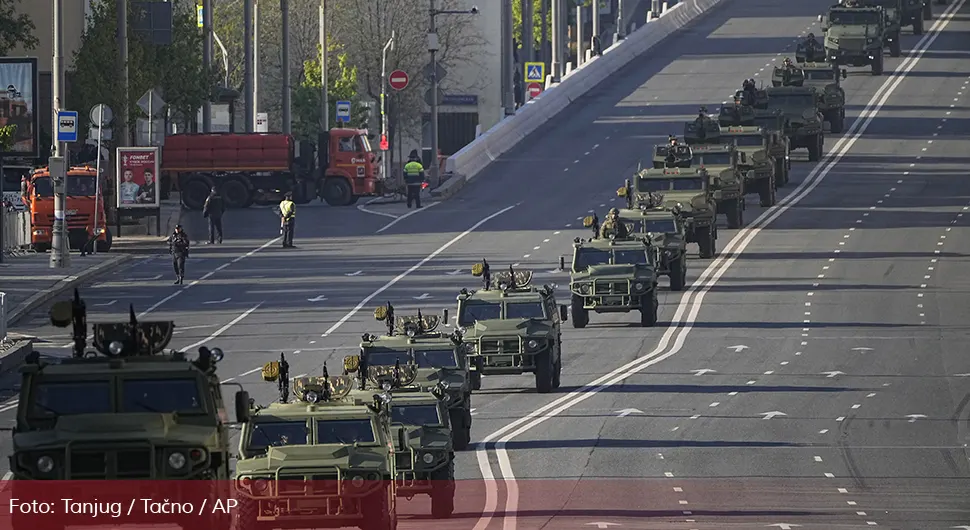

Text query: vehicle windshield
(30, 380), (112, 416)
(804, 69), (835, 81)
(392, 404), (441, 426)
(122, 378), (204, 413)
(247, 420), (308, 451)
(613, 249), (650, 265)
(505, 302), (546, 319)
(317, 419), (376, 444)
(365, 348), (458, 368)
(767, 94), (816, 111)
(829, 11), (881, 25)
(643, 218), (678, 233)
(636, 177), (704, 192)
(458, 301), (502, 325)
(32, 175), (98, 197)
(573, 248), (611, 270)
(730, 135), (764, 147)
(694, 152), (731, 166)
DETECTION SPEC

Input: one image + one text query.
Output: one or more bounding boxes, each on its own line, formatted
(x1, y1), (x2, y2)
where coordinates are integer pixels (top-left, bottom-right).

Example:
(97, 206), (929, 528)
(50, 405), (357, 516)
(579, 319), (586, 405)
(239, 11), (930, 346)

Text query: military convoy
(764, 86), (826, 161)
(682, 121), (748, 227)
(819, 5), (888, 75)
(616, 207), (689, 291)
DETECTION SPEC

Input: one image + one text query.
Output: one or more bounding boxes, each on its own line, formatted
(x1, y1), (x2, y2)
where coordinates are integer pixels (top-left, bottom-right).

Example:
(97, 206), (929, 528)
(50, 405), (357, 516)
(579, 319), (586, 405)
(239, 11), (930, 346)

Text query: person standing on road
(168, 224), (190, 284)
(279, 192), (296, 248)
(202, 187), (225, 244)
(403, 150), (426, 209)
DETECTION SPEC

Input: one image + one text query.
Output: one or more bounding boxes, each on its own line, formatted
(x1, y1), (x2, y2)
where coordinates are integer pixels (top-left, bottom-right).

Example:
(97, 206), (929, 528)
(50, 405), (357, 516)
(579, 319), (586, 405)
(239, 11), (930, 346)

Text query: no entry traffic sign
(527, 83), (542, 99)
(389, 70), (409, 91)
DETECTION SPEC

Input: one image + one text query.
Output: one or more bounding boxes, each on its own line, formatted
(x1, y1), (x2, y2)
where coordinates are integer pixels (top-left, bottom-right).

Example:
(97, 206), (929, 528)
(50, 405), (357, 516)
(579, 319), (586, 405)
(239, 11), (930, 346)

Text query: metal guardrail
(1, 291), (7, 344)
(2, 207), (34, 258)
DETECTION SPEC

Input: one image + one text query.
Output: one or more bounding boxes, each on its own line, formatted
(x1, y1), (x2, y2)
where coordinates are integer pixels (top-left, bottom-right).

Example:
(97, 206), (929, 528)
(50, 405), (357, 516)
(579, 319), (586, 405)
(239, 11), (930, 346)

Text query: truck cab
(317, 128), (382, 206)
(21, 165), (111, 252)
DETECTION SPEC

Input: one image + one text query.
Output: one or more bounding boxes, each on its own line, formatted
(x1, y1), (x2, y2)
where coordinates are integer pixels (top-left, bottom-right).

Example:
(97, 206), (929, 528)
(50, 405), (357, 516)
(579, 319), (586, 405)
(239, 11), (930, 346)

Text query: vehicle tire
(872, 53), (884, 75)
(449, 408), (470, 450)
(430, 459), (456, 518)
(230, 499), (264, 530)
(759, 174), (776, 207)
(697, 226), (714, 259)
(469, 370), (482, 391)
(570, 294), (588, 328)
(96, 228), (113, 252)
(829, 110), (845, 134)
(808, 135), (822, 162)
(322, 178), (353, 206)
(914, 14), (924, 34)
(291, 179), (315, 204)
(222, 179), (251, 209)
(890, 36), (902, 57)
(552, 352), (562, 389)
(360, 486), (396, 530)
(724, 199), (742, 229)
(181, 178), (211, 210)
(534, 350), (554, 394)
(639, 292), (658, 327)
(669, 255), (686, 291)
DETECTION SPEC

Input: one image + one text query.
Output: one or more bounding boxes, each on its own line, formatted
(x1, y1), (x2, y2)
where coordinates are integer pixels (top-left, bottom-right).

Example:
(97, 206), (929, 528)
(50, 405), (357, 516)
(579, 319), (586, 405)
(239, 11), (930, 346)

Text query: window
(804, 69), (835, 81)
(338, 137), (355, 152)
(31, 176), (98, 197)
(365, 349), (414, 367)
(392, 405), (441, 426)
(458, 301), (502, 325)
(731, 135), (764, 147)
(643, 218), (677, 233)
(829, 11), (881, 25)
(121, 379), (203, 413)
(505, 302), (546, 319)
(573, 248), (611, 271)
(767, 94), (816, 110)
(672, 177), (704, 190)
(30, 381), (111, 416)
(413, 349), (459, 368)
(248, 421), (308, 451)
(613, 249), (650, 265)
(694, 152), (731, 166)
(316, 419), (376, 444)
(636, 178), (671, 192)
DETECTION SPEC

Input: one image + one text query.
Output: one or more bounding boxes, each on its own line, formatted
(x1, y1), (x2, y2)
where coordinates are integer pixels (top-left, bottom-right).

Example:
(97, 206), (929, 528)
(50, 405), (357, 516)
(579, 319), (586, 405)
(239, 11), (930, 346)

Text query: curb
(5, 253), (135, 327)
(0, 338), (33, 375)
(430, 174), (468, 200)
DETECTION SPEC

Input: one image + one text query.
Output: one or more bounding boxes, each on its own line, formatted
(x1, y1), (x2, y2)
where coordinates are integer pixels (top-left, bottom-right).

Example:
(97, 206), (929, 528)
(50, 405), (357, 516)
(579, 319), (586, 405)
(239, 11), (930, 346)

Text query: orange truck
(161, 129), (384, 210)
(21, 165), (111, 252)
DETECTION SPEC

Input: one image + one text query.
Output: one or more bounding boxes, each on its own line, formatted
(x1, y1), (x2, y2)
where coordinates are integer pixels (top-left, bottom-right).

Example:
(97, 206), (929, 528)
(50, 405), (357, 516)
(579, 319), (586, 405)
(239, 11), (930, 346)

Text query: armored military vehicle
(456, 263), (566, 393)
(719, 125), (780, 206)
(622, 167), (718, 258)
(771, 64), (806, 87)
(234, 356), (398, 530)
(681, 125), (747, 226)
(795, 36), (827, 63)
(819, 5), (887, 75)
(856, 0), (904, 54)
(764, 86), (825, 161)
(800, 62), (848, 133)
(749, 109), (793, 182)
(8, 290), (237, 530)
(560, 214), (660, 327)
(348, 305), (472, 449)
(616, 205), (688, 291)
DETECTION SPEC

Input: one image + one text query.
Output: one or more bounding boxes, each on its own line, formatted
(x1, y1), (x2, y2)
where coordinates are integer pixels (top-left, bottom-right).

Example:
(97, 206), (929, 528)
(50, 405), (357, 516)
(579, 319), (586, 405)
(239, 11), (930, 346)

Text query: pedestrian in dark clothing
(168, 224), (190, 284)
(403, 150), (426, 209)
(202, 187), (225, 244)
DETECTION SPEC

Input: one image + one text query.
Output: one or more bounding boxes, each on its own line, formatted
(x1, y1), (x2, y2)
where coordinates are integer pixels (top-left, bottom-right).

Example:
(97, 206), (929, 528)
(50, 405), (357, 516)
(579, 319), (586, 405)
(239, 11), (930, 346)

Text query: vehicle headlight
(253, 479), (269, 492)
(108, 341), (124, 355)
(526, 339), (539, 350)
(578, 283), (590, 294)
(351, 475), (365, 487)
(422, 453), (435, 464)
(36, 455), (54, 473)
(304, 390), (320, 402)
(633, 282), (646, 292)
(168, 452), (186, 470)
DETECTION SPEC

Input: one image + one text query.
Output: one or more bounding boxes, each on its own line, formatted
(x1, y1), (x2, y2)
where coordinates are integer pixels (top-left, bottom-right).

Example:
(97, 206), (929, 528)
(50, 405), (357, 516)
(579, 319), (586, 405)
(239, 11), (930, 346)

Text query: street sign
(423, 61), (447, 82)
(197, 5), (204, 27)
(137, 89), (166, 117)
(525, 61), (545, 83)
(389, 70), (409, 91)
(89, 104), (113, 126)
(379, 134), (389, 151)
(424, 88), (445, 107)
(527, 83), (542, 99)
(336, 100), (351, 123)
(57, 111), (78, 143)
(255, 112), (268, 132)
(88, 126), (113, 142)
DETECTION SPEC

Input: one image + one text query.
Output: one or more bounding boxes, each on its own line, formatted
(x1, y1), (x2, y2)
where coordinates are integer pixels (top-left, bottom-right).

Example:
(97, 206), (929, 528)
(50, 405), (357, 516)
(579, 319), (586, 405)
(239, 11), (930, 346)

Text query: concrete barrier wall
(435, 0), (725, 197)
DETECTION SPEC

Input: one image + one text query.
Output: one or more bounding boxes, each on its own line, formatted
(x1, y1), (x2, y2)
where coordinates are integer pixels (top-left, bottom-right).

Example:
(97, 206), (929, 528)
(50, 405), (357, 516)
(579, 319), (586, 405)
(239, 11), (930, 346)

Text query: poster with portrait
(0, 57), (39, 158)
(116, 147), (160, 209)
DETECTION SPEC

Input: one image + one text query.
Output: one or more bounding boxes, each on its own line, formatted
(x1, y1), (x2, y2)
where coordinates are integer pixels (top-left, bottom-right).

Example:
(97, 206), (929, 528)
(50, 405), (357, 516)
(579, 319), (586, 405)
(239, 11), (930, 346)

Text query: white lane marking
(473, 3), (962, 525)
(322, 204), (517, 337)
(357, 197), (401, 220)
(181, 304), (262, 351)
(0, 402), (18, 413)
(376, 201), (442, 233)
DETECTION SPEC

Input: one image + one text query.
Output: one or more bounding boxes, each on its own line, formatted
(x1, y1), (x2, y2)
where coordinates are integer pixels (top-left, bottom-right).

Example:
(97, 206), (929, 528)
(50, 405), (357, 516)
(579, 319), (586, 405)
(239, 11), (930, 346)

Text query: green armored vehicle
(682, 120), (747, 227)
(749, 109), (793, 182)
(8, 290), (237, 530)
(234, 358), (398, 530)
(861, 0), (928, 34)
(457, 263), (566, 393)
(621, 167), (718, 258)
(616, 204), (688, 291)
(795, 34), (827, 63)
(719, 125), (780, 206)
(856, 0), (904, 55)
(800, 62), (848, 133)
(765, 86), (825, 161)
(348, 305), (472, 449)
(819, 5), (887, 75)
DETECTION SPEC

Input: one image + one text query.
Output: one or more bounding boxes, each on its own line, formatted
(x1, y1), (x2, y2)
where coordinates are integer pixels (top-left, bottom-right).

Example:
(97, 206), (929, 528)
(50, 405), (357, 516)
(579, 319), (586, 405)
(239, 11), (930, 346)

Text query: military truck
(456, 263), (566, 393)
(616, 206), (688, 291)
(868, 0), (928, 34)
(719, 125), (781, 207)
(856, 0), (904, 54)
(749, 109), (793, 182)
(819, 5), (888, 75)
(8, 290), (237, 530)
(348, 305), (472, 449)
(348, 360), (457, 518)
(682, 122), (747, 227)
(234, 356), (398, 530)
(764, 86), (825, 161)
(621, 167), (718, 258)
(800, 62), (849, 133)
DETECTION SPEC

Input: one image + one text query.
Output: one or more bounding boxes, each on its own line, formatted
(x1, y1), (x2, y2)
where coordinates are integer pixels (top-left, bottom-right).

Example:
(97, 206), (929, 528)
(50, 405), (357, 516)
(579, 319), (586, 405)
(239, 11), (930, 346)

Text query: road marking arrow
(615, 408), (643, 417)
(851, 347), (873, 351)
(766, 525), (801, 529)
(203, 298), (231, 304)
(445, 269), (463, 275)
(307, 295), (327, 302)
(586, 523), (621, 529)
(820, 371), (845, 378)
(906, 414), (927, 423)
(345, 270), (364, 276)
(760, 411), (787, 420)
(414, 293), (432, 300)
(691, 369), (717, 376)
(94, 299), (117, 307)
(727, 345), (748, 352)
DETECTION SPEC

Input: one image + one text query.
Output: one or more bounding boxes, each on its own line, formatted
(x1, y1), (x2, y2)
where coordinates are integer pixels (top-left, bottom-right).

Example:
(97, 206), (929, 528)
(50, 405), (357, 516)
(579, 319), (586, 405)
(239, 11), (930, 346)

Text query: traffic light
(379, 134), (389, 151)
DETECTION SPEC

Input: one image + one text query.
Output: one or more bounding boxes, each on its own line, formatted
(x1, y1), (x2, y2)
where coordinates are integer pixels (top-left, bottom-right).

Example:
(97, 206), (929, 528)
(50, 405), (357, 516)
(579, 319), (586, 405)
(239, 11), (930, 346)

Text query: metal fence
(1, 207), (32, 258)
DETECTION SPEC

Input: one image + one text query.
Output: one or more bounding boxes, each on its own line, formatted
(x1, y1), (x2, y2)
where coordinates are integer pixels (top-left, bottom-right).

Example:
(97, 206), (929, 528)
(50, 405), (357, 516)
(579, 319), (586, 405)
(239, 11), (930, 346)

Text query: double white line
(472, 1), (967, 528)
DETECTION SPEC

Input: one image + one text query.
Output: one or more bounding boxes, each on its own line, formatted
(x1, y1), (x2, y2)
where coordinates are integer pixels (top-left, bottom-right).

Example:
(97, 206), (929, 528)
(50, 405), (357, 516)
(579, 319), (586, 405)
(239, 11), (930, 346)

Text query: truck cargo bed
(162, 133), (293, 172)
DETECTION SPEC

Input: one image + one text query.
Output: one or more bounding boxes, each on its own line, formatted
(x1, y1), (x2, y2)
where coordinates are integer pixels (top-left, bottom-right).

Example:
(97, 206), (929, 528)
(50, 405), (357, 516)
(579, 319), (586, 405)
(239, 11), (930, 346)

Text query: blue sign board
(335, 100), (351, 123)
(56, 111), (79, 143)
(524, 62), (545, 83)
(442, 94), (478, 106)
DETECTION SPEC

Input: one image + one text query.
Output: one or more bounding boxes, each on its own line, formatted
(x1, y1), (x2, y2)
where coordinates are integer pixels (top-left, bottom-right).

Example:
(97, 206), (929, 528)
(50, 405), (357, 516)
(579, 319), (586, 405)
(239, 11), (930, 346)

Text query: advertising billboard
(116, 147), (160, 209)
(0, 57), (40, 158)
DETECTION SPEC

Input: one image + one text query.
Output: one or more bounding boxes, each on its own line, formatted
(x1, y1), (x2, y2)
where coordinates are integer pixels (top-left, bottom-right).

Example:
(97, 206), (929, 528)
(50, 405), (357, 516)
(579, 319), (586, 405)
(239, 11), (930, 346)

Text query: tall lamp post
(381, 31), (395, 184)
(427, 1), (479, 188)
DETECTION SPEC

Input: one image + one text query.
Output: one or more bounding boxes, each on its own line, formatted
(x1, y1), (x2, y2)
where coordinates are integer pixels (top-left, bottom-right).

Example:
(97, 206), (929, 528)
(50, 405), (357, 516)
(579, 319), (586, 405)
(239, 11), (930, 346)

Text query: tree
(0, 0), (38, 56)
(512, 0), (548, 52)
(68, 1), (217, 143)
(292, 41), (359, 141)
(0, 125), (17, 151)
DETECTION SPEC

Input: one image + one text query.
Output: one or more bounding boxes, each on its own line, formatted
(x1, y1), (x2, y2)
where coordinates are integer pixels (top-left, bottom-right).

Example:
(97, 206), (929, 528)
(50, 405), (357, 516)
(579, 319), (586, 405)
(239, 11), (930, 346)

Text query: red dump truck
(161, 129), (383, 210)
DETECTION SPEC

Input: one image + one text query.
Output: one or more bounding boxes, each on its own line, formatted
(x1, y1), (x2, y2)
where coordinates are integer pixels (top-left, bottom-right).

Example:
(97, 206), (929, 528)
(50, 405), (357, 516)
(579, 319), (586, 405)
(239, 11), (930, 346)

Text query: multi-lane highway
(3, 0), (969, 527)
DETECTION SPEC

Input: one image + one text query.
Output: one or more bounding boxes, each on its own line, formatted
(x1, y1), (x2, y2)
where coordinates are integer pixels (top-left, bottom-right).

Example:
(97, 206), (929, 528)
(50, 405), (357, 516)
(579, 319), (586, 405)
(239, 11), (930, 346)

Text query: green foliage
(0, 0), (38, 56)
(68, 0), (219, 143)
(0, 124), (17, 151)
(292, 42), (359, 141)
(512, 0), (548, 50)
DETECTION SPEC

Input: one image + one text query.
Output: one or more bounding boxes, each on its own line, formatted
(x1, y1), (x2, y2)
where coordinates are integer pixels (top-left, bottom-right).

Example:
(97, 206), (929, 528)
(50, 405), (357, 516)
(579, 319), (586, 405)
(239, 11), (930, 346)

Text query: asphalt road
(2, 0), (968, 528)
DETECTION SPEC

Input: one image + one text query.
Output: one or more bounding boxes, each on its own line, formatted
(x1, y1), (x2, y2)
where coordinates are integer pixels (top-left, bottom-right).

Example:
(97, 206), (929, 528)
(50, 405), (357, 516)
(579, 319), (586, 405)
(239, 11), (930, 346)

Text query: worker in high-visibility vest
(403, 150), (426, 209)
(279, 192), (296, 248)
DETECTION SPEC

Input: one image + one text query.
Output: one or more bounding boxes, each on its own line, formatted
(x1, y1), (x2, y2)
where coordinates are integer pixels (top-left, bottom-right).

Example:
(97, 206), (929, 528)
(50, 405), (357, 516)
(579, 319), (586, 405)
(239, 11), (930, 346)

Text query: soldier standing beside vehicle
(403, 150), (426, 209)
(168, 224), (190, 285)
(202, 187), (225, 244)
(279, 192), (296, 248)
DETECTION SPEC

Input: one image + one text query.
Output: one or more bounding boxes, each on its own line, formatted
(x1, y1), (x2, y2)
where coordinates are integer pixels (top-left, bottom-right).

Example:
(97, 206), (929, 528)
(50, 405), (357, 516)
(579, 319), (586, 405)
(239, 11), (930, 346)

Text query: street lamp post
(381, 31), (395, 184)
(428, 1), (479, 189)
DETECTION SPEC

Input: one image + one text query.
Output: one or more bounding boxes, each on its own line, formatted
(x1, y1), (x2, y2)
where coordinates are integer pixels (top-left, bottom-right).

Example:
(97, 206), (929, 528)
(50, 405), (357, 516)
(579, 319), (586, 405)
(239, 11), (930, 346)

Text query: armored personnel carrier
(764, 86), (825, 161)
(819, 5), (888, 75)
(346, 304), (472, 449)
(856, 0), (904, 54)
(795, 36), (827, 63)
(800, 62), (848, 133)
(560, 214), (660, 327)
(621, 167), (718, 258)
(616, 205), (688, 291)
(681, 126), (747, 227)
(234, 357), (398, 530)
(719, 125), (780, 206)
(456, 263), (566, 393)
(8, 290), (237, 529)
(771, 64), (806, 87)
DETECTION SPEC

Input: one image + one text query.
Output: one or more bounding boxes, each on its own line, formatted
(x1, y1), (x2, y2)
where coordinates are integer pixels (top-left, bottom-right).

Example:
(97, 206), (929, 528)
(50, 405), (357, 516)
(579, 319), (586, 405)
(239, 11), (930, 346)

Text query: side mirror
(441, 308), (449, 324)
(234, 391), (251, 423)
(817, 14), (823, 22)
(559, 305), (568, 321)
(559, 256), (566, 271)
(50, 300), (73, 327)
(841, 69), (847, 79)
